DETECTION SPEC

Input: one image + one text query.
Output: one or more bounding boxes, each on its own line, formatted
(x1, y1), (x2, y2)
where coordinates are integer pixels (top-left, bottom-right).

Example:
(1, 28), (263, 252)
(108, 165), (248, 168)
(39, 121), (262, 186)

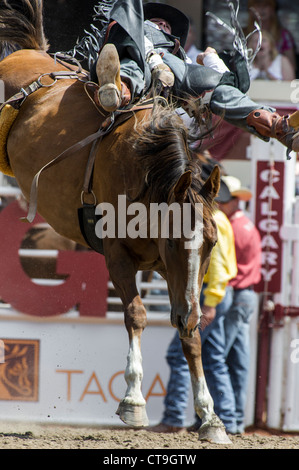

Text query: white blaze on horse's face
(186, 218), (203, 306)
(181, 218), (204, 336)
(162, 215), (205, 338)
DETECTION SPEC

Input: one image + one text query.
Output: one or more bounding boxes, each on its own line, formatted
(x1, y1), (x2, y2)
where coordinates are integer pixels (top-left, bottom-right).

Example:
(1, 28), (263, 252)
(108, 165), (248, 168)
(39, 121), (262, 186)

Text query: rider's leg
(95, 44), (299, 152)
(93, 20), (149, 112)
(163, 53), (299, 153)
(210, 83), (299, 152)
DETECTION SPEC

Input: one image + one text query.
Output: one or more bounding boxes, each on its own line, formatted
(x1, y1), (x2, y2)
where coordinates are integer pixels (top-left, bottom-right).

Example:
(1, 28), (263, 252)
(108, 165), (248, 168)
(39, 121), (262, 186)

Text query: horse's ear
(200, 165), (220, 201)
(174, 170), (192, 202)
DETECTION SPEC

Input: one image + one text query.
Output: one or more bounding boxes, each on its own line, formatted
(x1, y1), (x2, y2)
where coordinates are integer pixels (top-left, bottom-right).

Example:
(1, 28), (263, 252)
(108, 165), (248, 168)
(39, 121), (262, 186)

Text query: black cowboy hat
(216, 176), (252, 203)
(143, 2), (190, 47)
(200, 162), (231, 203)
(215, 179), (233, 203)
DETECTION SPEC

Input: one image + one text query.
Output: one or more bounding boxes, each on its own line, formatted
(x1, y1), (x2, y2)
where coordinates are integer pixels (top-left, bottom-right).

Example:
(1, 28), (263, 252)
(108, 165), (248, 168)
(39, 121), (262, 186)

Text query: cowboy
(94, 0), (299, 154)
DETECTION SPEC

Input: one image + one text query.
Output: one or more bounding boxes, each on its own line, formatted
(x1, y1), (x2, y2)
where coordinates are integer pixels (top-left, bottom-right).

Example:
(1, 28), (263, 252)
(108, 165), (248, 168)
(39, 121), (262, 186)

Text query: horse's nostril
(178, 314), (188, 330)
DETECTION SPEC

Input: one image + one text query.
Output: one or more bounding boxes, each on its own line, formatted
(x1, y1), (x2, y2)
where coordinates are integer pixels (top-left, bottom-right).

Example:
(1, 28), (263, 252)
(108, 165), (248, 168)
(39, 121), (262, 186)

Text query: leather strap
(0, 72), (81, 111)
(50, 71), (79, 80)
(81, 116), (114, 199)
(0, 80), (43, 111)
(22, 122), (114, 223)
(172, 38), (181, 55)
(80, 106), (153, 201)
(100, 20), (117, 51)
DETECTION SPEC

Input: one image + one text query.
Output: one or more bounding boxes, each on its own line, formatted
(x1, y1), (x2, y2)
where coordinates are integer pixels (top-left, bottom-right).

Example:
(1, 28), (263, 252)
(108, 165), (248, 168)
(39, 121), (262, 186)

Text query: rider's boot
(96, 44), (131, 112)
(246, 109), (299, 152)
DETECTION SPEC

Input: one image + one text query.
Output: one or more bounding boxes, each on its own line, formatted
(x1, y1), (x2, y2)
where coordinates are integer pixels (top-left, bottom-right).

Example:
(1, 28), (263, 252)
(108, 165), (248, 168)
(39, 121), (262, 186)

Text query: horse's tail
(0, 0), (48, 53)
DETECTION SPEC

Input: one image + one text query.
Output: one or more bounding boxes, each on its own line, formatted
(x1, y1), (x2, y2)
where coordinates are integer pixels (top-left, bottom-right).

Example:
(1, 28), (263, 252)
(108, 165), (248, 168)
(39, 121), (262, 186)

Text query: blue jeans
(224, 288), (257, 433)
(161, 285), (233, 428)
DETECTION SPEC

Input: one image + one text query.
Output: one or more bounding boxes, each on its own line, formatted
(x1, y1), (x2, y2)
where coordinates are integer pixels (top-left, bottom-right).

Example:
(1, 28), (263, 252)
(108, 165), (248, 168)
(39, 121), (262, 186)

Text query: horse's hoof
(116, 401), (149, 428)
(198, 424), (232, 444)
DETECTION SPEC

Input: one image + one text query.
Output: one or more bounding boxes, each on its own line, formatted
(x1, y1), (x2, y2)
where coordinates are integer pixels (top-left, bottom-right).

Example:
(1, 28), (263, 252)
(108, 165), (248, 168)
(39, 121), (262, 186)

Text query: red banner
(255, 161), (284, 293)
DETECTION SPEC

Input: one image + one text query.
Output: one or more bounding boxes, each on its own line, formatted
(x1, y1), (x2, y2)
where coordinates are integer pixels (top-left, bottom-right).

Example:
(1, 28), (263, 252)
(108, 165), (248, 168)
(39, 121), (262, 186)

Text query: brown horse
(0, 0), (230, 443)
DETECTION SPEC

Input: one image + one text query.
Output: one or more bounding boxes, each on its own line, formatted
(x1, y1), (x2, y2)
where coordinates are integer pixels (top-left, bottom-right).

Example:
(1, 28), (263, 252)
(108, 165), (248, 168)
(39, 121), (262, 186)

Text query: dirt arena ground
(0, 421), (298, 450)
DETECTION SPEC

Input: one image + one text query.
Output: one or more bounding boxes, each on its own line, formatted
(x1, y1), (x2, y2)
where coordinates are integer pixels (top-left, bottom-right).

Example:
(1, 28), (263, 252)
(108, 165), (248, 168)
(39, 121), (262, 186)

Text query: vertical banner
(255, 161), (284, 293)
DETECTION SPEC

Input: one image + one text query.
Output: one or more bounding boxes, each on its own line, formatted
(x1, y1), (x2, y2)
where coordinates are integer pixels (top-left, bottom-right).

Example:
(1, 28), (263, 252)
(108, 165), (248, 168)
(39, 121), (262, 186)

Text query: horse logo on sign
(0, 339), (39, 401)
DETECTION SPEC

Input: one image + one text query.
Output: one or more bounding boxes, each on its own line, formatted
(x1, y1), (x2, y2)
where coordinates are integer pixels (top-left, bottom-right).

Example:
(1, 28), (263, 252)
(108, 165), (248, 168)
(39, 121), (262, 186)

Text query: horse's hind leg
(181, 329), (232, 444)
(107, 252), (148, 427)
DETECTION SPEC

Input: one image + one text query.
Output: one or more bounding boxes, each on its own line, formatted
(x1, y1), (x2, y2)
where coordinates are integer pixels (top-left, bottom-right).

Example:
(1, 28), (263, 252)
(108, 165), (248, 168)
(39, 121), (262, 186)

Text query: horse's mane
(131, 103), (215, 213)
(0, 0), (48, 54)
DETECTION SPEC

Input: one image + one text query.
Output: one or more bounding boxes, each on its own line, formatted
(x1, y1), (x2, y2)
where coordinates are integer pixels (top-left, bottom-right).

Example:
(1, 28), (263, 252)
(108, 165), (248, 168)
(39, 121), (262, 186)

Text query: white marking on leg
(123, 336), (146, 406)
(191, 373), (215, 425)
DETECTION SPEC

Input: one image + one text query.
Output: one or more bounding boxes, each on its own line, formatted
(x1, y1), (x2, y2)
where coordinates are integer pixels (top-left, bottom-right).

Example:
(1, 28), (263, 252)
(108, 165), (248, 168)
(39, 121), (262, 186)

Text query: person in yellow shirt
(201, 209), (237, 332)
(148, 203), (238, 433)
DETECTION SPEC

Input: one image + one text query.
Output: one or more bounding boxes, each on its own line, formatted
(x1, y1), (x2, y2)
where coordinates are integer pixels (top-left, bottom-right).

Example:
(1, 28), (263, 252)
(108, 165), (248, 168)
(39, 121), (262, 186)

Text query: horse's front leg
(117, 295), (149, 427)
(108, 254), (148, 427)
(180, 329), (232, 444)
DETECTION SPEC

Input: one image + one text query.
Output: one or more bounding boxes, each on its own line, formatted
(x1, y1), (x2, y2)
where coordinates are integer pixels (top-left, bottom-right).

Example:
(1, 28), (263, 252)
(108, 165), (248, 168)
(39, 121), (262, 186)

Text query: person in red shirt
(217, 175), (262, 433)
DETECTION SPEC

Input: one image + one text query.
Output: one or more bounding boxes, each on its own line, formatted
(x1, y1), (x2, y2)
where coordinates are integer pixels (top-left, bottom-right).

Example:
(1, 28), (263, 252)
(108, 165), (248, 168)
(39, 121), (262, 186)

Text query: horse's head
(131, 104), (220, 337)
(157, 165), (220, 338)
